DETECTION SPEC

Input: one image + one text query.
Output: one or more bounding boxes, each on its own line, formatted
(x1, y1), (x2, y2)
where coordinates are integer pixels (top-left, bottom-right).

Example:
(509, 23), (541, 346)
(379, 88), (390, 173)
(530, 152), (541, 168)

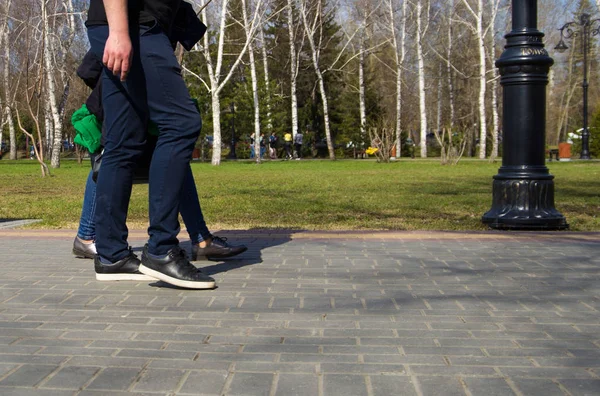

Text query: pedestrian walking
(71, 50), (247, 264)
(86, 0), (217, 289)
(259, 133), (266, 158)
(268, 132), (278, 159)
(294, 130), (303, 160)
(283, 131), (293, 160)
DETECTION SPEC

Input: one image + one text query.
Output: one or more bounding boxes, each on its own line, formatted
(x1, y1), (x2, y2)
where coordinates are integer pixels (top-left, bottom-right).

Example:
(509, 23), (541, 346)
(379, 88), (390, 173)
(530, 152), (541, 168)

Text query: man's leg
(88, 25), (148, 263)
(137, 27), (200, 256)
(136, 25), (215, 289)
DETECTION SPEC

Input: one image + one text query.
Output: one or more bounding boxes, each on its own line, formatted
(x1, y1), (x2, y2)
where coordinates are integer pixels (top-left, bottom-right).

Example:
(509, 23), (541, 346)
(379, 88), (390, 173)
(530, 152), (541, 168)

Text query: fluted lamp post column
(482, 0), (568, 230)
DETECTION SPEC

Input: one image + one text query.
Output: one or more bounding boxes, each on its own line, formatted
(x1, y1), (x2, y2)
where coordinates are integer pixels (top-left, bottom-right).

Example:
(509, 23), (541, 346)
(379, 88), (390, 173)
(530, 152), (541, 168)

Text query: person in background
(268, 132), (278, 159)
(283, 131), (293, 160)
(249, 133), (255, 159)
(294, 130), (303, 160)
(259, 133), (266, 159)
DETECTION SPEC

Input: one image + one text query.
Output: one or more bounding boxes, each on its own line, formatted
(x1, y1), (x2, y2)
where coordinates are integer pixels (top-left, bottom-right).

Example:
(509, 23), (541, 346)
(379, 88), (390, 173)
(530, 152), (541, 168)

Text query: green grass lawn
(0, 159), (599, 231)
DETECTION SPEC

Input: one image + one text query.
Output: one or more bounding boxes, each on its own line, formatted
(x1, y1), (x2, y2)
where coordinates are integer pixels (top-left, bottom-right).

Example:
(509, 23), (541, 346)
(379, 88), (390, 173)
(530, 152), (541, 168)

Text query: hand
(103, 31), (132, 81)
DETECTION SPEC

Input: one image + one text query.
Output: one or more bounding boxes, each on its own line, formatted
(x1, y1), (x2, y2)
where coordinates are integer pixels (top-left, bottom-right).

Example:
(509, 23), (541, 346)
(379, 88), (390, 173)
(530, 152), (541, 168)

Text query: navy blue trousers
(87, 23), (201, 262)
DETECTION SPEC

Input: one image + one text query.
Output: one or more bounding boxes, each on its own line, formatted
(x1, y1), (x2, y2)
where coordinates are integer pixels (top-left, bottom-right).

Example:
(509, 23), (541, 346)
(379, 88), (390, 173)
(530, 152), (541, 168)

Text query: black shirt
(86, 0), (183, 33)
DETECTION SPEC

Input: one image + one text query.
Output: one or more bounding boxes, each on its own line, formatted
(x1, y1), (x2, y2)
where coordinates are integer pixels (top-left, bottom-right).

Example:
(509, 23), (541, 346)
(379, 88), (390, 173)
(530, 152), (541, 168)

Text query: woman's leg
(77, 168), (97, 241)
(179, 164), (211, 245)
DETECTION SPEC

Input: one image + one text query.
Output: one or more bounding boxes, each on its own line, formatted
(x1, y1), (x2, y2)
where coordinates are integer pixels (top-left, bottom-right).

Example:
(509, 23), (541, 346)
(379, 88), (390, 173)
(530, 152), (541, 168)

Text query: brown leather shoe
(72, 237), (97, 259)
(191, 236), (247, 261)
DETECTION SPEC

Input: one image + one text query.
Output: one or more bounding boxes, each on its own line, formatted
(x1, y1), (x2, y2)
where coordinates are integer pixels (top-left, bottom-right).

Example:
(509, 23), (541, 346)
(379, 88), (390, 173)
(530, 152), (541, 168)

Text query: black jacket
(76, 51), (104, 124)
(87, 0), (180, 34)
(86, 0), (205, 50)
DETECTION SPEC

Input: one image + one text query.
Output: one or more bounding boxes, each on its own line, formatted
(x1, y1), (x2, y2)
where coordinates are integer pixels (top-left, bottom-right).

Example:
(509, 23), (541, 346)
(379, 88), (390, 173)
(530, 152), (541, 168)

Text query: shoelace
(212, 236), (229, 247)
(127, 247), (138, 259)
(168, 247), (201, 271)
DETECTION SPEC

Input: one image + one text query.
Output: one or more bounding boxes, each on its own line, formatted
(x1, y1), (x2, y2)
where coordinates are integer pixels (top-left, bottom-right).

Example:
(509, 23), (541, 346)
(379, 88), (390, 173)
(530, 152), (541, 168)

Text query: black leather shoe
(94, 249), (156, 281)
(191, 236), (248, 261)
(73, 237), (97, 259)
(139, 245), (216, 289)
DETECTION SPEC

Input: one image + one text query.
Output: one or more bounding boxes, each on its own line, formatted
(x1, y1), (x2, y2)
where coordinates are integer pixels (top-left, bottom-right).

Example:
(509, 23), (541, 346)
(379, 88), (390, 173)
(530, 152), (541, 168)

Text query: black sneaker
(191, 236), (248, 261)
(139, 245), (216, 289)
(94, 249), (156, 281)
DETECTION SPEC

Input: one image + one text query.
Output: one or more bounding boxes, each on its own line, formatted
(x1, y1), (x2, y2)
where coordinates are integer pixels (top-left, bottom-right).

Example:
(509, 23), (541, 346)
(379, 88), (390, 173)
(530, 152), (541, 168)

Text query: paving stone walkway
(0, 229), (599, 396)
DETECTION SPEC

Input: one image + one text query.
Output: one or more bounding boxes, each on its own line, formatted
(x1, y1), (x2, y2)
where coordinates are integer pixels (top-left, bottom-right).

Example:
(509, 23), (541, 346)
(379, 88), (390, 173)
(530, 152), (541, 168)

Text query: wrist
(108, 27), (129, 36)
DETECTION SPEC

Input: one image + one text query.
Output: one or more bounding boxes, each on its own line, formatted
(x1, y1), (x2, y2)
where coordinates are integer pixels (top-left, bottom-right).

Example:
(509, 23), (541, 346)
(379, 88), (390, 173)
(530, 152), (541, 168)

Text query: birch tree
(416, 0), (429, 158)
(487, 1), (504, 161)
(287, 0), (301, 139)
(358, 8), (367, 144)
(241, 0), (263, 163)
(298, 0), (336, 159)
(16, 5), (50, 176)
(446, 0), (456, 133)
(1, 0), (16, 160)
(197, 0), (264, 165)
(386, 0), (407, 158)
(258, 28), (273, 134)
(458, 0), (501, 159)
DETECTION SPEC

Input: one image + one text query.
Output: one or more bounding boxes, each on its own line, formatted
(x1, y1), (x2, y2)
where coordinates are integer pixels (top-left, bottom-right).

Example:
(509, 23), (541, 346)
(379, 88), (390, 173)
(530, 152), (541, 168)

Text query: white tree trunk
(491, 68), (500, 160)
(358, 30), (367, 143)
(287, 0), (299, 139)
(5, 107), (15, 160)
(436, 63), (443, 135)
(2, 0), (15, 160)
(211, 93), (222, 164)
(199, 0), (264, 165)
(447, 0), (455, 131)
(242, 0), (262, 164)
(41, 0), (63, 168)
(490, 27), (500, 160)
(259, 28), (273, 133)
(45, 100), (53, 154)
(389, 0), (406, 158)
(416, 0), (428, 158)
(316, 72), (334, 159)
(300, 0), (335, 159)
(476, 0), (487, 159)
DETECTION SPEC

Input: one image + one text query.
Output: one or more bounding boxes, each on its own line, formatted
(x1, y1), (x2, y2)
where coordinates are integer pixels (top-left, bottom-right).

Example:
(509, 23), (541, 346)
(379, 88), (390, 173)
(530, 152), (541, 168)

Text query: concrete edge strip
(0, 229), (598, 242)
(0, 219), (42, 230)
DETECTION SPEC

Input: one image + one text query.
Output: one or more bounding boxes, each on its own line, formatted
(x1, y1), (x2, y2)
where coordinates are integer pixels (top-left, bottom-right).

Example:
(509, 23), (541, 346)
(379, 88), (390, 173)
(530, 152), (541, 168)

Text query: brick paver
(0, 230), (599, 395)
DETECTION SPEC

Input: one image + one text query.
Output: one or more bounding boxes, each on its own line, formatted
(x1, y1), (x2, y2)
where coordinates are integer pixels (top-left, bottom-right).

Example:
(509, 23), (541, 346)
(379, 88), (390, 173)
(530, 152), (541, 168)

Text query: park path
(0, 229), (599, 396)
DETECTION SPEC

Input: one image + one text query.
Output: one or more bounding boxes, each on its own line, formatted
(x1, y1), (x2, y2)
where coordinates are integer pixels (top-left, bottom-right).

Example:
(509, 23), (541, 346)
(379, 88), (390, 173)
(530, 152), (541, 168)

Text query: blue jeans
(88, 23), (201, 262)
(77, 169), (97, 241)
(78, 164), (211, 244)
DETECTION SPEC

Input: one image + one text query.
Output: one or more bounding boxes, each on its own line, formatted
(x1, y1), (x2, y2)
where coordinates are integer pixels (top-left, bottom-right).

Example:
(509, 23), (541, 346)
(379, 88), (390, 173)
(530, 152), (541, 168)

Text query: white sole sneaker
(95, 273), (156, 281)
(138, 264), (216, 289)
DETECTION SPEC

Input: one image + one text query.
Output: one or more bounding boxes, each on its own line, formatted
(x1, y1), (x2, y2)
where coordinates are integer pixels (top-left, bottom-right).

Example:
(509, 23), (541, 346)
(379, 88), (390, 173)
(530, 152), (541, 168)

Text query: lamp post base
(482, 175), (568, 230)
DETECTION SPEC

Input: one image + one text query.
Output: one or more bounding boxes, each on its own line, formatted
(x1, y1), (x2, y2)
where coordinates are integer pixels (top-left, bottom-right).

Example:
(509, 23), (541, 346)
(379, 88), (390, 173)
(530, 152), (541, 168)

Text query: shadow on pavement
(145, 228), (299, 288)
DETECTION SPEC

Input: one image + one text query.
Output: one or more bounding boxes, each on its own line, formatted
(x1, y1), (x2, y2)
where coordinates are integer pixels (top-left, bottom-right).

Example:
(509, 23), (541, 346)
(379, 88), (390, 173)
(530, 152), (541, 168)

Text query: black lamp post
(482, 0), (568, 230)
(555, 13), (600, 160)
(226, 101), (237, 160)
